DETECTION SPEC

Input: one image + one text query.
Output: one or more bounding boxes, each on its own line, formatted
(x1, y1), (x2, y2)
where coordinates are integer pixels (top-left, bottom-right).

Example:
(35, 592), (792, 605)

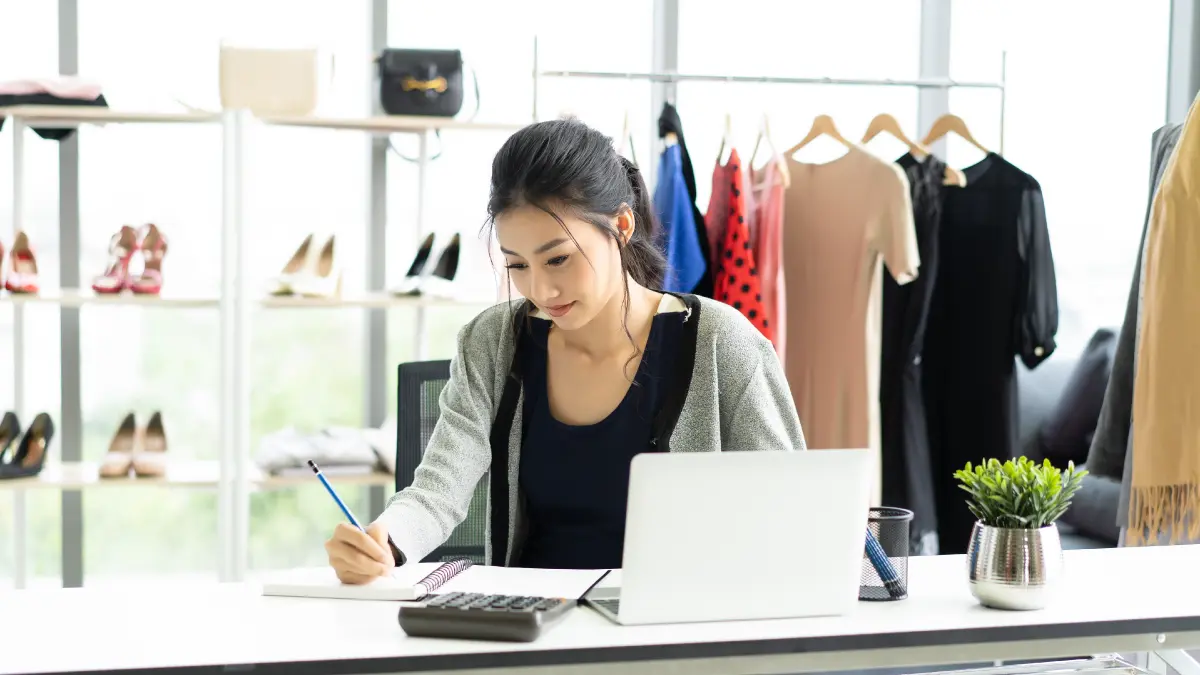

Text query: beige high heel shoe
(132, 411), (168, 478)
(269, 233), (315, 296)
(98, 413), (136, 478)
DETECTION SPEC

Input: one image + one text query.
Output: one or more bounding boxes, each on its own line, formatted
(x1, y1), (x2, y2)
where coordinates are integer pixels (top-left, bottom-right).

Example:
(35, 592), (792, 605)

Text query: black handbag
(377, 48), (475, 118)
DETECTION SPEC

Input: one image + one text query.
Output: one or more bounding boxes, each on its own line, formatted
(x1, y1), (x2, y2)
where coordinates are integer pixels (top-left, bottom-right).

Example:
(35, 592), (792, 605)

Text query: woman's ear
(615, 205), (636, 245)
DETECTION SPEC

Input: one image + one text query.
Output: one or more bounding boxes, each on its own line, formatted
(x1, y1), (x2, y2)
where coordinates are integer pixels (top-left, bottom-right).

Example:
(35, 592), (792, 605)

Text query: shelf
(259, 114), (525, 134)
(260, 290), (497, 309)
(0, 105), (219, 128)
(1, 460), (223, 489)
(256, 466), (395, 489)
(1, 288), (220, 308)
(0, 288), (498, 310)
(0, 107), (526, 134)
(0, 460), (394, 491)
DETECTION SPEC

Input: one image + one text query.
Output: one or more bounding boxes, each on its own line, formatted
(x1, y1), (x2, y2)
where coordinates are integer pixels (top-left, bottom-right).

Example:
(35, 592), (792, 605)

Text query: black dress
(880, 153), (946, 554)
(516, 314), (682, 569)
(921, 153), (1059, 555)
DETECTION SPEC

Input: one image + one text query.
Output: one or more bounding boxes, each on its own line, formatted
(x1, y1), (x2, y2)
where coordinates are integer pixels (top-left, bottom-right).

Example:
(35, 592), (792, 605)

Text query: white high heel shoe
(290, 234), (342, 299)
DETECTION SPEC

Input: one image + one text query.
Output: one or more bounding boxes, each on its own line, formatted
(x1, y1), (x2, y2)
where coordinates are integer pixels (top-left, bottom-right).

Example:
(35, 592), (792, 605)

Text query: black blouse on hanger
(880, 153), (947, 554)
(920, 152), (1059, 555)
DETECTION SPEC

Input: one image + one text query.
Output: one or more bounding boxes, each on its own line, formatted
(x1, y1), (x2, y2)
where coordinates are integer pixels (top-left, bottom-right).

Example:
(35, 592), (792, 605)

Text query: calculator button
(467, 595), (501, 609)
(510, 597), (541, 611)
(446, 593), (482, 609)
(534, 598), (563, 611)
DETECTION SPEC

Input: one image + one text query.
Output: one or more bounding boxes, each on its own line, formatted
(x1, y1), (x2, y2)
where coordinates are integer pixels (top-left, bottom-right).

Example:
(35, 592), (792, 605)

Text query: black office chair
(395, 359), (488, 563)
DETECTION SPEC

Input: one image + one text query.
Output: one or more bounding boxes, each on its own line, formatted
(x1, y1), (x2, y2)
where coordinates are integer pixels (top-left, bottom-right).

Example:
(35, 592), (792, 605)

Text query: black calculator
(396, 592), (576, 642)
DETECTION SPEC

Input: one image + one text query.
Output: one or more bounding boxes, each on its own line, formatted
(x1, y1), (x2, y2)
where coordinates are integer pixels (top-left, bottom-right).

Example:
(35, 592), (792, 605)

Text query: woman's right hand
(325, 522), (394, 584)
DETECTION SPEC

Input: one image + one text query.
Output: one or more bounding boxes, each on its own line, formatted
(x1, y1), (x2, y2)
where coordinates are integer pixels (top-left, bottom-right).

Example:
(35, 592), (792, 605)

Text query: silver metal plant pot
(966, 522), (1063, 610)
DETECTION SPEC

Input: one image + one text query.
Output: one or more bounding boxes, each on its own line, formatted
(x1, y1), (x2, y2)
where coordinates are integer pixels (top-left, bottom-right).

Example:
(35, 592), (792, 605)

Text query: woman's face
(496, 204), (629, 331)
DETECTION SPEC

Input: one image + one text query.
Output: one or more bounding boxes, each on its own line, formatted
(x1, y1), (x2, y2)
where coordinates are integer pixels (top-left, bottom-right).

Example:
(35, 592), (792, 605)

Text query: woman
(325, 118), (806, 583)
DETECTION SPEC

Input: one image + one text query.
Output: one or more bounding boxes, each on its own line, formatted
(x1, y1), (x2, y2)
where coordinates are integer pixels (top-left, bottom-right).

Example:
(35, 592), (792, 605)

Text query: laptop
(584, 449), (873, 626)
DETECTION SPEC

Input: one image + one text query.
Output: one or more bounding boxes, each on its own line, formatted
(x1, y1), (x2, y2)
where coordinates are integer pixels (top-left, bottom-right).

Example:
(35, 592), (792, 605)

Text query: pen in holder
(859, 506), (912, 601)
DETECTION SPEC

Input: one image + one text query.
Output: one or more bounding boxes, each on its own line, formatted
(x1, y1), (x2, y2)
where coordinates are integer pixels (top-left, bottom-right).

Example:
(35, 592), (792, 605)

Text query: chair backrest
(395, 360), (488, 563)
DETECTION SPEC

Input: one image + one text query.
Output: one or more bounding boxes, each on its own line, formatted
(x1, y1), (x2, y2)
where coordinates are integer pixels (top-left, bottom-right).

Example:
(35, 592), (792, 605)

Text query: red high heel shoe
(130, 224), (168, 295)
(91, 226), (140, 294)
(5, 231), (39, 294)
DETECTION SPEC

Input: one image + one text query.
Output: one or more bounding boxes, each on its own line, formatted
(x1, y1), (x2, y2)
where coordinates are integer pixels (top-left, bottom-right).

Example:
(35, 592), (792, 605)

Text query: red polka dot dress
(713, 149), (773, 341)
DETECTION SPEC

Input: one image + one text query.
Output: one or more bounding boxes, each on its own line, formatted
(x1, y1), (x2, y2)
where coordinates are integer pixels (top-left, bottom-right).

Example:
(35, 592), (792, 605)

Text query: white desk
(3, 546), (1200, 675)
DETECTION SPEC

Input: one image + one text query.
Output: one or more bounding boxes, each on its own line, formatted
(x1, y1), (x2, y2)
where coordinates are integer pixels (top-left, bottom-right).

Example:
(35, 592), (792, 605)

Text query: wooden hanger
(786, 114), (854, 157)
(862, 113), (928, 158)
(862, 113), (966, 187)
(749, 112), (792, 188)
(921, 113), (990, 155)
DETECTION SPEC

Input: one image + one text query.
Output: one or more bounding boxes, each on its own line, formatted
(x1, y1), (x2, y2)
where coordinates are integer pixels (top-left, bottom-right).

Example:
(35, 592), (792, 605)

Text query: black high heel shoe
(0, 413), (54, 479)
(0, 408), (20, 466)
(418, 233), (460, 299)
(0, 411), (21, 465)
(392, 232), (437, 296)
(430, 233), (460, 282)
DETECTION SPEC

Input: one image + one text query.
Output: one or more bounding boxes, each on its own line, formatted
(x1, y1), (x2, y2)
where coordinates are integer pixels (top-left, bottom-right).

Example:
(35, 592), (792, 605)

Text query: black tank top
(516, 314), (682, 569)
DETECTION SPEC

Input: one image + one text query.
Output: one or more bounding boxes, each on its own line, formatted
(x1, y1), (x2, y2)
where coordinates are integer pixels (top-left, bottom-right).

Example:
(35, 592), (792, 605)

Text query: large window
(678, 0), (923, 207)
(0, 1), (62, 586)
(948, 0), (1171, 356)
(72, 0), (375, 581)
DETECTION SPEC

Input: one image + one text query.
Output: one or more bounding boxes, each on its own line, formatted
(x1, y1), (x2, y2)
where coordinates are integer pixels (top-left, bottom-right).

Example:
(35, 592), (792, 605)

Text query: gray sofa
(1015, 340), (1120, 550)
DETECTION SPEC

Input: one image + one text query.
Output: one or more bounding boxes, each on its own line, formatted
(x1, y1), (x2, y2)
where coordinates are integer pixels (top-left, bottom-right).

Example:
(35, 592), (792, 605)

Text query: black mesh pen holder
(859, 506), (912, 601)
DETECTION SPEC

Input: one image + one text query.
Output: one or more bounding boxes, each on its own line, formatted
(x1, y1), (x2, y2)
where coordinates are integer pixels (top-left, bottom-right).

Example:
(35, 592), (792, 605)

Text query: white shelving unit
(1, 104), (521, 589)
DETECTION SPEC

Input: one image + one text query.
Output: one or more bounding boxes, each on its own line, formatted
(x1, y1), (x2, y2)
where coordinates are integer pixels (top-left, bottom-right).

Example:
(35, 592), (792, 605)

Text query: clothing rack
(530, 36), (1008, 153)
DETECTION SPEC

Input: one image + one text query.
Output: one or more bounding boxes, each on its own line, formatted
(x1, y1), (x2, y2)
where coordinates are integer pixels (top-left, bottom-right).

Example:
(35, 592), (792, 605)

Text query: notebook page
(262, 563), (440, 601)
(437, 566), (609, 599)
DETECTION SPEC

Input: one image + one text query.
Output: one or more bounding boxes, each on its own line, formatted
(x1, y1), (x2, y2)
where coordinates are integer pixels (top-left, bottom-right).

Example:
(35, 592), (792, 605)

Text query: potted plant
(954, 457), (1086, 610)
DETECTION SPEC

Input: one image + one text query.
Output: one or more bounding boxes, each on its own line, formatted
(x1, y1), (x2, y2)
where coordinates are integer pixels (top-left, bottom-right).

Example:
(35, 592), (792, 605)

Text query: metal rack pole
(535, 69), (1005, 90)
(999, 50), (1008, 154)
(531, 36), (540, 123)
(10, 118), (27, 590)
(218, 108), (250, 582)
(413, 129), (430, 361)
(365, 0), (389, 519)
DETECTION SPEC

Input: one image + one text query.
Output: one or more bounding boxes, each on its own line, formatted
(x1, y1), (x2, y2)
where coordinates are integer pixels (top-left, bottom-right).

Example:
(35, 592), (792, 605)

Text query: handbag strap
(388, 62), (481, 164)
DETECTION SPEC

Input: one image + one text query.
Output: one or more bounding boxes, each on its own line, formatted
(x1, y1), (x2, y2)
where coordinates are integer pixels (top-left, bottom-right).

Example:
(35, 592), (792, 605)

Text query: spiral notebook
(261, 558), (609, 601)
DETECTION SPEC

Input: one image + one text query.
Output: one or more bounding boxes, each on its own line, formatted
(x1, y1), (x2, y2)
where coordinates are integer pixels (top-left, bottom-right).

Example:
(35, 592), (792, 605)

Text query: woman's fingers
(333, 523), (390, 564)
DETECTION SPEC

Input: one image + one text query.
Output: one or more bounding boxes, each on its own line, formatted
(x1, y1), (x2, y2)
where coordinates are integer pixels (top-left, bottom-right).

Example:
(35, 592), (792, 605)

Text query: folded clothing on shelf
(255, 424), (395, 476)
(0, 77), (108, 140)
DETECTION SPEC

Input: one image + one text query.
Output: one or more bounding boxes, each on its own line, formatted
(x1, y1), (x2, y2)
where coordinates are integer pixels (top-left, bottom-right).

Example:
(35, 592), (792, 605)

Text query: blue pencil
(308, 459), (365, 530)
(864, 529), (907, 599)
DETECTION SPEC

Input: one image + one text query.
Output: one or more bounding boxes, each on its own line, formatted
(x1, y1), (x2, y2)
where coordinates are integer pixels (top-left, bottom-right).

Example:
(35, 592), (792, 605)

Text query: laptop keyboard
(591, 598), (620, 614)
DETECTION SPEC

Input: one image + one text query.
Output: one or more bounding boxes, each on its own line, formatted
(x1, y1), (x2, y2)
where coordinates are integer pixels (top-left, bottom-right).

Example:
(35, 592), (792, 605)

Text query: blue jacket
(652, 145), (707, 293)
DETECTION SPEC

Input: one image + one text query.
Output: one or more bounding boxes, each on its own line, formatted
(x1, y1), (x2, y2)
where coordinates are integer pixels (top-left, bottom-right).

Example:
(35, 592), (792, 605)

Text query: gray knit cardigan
(374, 293), (807, 565)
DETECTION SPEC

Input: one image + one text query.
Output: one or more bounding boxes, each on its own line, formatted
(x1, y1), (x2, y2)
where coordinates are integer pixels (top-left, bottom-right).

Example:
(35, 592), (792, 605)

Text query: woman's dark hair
(485, 117), (667, 292)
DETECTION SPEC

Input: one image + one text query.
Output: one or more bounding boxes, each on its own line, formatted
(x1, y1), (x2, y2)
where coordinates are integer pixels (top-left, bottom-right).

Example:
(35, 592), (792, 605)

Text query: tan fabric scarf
(1130, 92), (1200, 546)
